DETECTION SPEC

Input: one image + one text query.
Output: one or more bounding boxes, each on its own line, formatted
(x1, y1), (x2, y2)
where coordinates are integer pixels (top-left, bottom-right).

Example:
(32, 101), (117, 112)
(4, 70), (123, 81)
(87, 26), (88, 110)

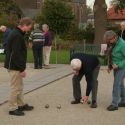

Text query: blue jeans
(112, 68), (125, 107)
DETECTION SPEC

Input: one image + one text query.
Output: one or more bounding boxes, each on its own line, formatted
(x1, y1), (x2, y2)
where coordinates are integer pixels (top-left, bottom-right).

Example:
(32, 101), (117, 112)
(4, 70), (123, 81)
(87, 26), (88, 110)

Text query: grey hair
(42, 24), (49, 29)
(0, 25), (6, 30)
(120, 21), (125, 26)
(34, 23), (39, 30)
(103, 30), (117, 43)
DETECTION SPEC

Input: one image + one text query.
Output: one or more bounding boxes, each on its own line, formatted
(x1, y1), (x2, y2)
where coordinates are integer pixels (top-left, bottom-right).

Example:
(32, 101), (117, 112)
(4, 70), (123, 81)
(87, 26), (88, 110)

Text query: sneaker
(107, 105), (118, 111)
(118, 102), (125, 107)
(71, 100), (81, 104)
(18, 104), (34, 111)
(91, 102), (98, 108)
(9, 109), (25, 116)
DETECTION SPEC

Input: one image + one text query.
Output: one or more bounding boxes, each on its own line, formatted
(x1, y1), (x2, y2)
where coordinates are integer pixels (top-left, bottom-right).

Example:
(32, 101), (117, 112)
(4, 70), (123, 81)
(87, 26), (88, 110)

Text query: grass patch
(0, 49), (106, 65)
(27, 49), (70, 64)
(0, 49), (70, 64)
(0, 54), (5, 62)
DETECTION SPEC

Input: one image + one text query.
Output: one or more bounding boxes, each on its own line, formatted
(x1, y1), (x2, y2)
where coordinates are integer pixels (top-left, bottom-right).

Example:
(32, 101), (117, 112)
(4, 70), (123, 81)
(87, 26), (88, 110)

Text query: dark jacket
(4, 27), (27, 72)
(71, 53), (99, 74)
(3, 28), (12, 49)
(71, 53), (99, 96)
(118, 30), (125, 41)
(44, 31), (52, 46)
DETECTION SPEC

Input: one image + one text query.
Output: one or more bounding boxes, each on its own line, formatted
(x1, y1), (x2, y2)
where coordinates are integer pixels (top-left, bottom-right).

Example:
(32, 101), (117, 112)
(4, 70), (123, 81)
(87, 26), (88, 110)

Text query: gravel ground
(0, 69), (125, 125)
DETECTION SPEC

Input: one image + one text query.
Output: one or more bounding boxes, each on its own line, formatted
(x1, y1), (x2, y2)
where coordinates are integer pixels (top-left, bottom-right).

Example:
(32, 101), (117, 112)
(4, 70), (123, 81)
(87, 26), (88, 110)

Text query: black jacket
(71, 53), (99, 96)
(71, 53), (99, 74)
(118, 30), (125, 41)
(4, 27), (27, 72)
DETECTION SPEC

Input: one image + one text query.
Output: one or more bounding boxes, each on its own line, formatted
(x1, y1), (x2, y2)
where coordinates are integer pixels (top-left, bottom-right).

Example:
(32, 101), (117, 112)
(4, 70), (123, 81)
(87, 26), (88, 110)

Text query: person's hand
(112, 64), (118, 69)
(20, 71), (26, 78)
(107, 68), (111, 74)
(81, 96), (89, 103)
(73, 70), (79, 76)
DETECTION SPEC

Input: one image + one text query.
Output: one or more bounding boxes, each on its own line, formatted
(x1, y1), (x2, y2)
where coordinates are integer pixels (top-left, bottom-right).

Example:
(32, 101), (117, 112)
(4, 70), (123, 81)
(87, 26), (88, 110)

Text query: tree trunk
(93, 0), (107, 44)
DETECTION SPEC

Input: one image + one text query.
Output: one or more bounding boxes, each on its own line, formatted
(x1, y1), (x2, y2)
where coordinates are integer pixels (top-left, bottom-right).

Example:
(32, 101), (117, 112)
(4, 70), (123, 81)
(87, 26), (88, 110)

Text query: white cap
(71, 59), (82, 70)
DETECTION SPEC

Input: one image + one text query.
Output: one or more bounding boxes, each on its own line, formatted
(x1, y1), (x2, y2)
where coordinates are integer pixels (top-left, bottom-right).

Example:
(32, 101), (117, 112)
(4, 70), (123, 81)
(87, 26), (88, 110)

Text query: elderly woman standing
(42, 24), (52, 69)
(104, 30), (125, 111)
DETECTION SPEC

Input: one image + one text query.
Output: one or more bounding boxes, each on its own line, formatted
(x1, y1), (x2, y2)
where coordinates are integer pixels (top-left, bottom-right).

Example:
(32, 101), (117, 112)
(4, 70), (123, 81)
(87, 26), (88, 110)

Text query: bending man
(70, 53), (100, 108)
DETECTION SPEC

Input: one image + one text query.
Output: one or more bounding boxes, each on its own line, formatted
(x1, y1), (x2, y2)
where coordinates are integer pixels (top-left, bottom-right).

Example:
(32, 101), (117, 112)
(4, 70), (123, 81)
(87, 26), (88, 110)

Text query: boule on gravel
(45, 104), (50, 109)
(56, 104), (61, 109)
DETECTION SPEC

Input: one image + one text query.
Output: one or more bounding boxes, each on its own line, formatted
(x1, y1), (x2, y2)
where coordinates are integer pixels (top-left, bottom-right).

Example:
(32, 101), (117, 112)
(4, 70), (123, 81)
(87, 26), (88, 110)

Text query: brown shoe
(91, 102), (98, 108)
(44, 65), (51, 69)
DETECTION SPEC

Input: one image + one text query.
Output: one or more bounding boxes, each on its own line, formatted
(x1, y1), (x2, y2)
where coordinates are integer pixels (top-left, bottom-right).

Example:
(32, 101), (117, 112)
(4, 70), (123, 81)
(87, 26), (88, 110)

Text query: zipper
(8, 52), (13, 70)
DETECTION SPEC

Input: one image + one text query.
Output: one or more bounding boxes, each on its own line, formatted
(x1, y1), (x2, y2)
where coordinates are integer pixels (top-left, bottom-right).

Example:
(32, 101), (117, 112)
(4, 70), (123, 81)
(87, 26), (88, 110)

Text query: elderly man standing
(104, 30), (125, 111)
(70, 53), (100, 108)
(118, 22), (125, 40)
(0, 25), (11, 53)
(29, 24), (45, 69)
(4, 17), (34, 116)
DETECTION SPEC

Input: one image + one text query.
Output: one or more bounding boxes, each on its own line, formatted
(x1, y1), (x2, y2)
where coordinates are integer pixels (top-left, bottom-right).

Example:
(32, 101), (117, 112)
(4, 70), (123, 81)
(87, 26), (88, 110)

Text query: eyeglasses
(106, 36), (116, 44)
(108, 37), (115, 41)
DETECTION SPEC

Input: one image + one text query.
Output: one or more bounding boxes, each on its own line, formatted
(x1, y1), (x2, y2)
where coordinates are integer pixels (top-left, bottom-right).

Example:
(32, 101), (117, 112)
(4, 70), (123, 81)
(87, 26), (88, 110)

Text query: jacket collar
(116, 37), (122, 45)
(16, 27), (25, 36)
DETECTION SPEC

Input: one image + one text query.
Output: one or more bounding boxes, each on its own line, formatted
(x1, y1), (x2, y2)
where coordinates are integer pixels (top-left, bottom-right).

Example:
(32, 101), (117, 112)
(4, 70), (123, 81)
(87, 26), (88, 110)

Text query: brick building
(14, 0), (87, 26)
(14, 0), (43, 17)
(15, 0), (42, 9)
(66, 0), (87, 27)
(107, 6), (125, 26)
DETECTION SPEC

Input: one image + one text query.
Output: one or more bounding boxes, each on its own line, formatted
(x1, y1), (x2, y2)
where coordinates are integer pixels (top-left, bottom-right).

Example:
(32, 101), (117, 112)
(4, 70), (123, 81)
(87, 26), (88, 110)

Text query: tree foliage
(61, 23), (94, 43)
(111, 0), (125, 12)
(36, 0), (74, 35)
(0, 0), (22, 17)
(0, 0), (22, 28)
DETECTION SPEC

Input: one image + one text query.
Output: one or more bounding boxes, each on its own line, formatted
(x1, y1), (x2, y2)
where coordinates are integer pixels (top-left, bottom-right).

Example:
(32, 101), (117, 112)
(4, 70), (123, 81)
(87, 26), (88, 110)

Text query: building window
(36, 0), (41, 9)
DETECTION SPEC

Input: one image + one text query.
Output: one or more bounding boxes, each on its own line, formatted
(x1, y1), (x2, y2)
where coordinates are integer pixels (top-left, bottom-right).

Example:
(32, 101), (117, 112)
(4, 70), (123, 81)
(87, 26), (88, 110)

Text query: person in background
(70, 53), (100, 108)
(42, 24), (52, 69)
(0, 25), (12, 53)
(118, 22), (125, 40)
(104, 30), (125, 111)
(29, 24), (45, 69)
(4, 17), (34, 116)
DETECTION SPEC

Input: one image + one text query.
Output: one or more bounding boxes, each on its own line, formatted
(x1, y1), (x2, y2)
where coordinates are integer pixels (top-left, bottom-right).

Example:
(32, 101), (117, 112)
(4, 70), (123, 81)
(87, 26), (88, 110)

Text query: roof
(107, 6), (125, 20)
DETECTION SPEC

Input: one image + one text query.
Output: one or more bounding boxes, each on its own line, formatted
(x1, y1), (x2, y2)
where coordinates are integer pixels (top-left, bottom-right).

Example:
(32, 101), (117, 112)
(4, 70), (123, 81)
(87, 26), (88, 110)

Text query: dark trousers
(32, 44), (43, 68)
(72, 66), (100, 102)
